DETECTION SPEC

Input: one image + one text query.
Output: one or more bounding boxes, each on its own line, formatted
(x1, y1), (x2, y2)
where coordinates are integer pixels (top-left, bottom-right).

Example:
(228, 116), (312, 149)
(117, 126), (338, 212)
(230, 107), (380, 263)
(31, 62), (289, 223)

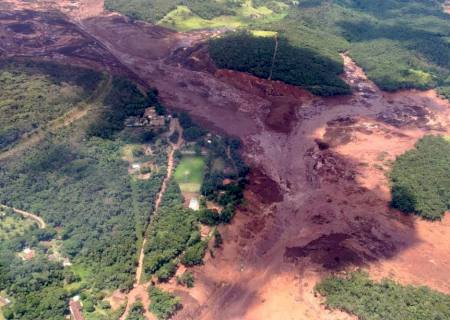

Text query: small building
(124, 107), (166, 129)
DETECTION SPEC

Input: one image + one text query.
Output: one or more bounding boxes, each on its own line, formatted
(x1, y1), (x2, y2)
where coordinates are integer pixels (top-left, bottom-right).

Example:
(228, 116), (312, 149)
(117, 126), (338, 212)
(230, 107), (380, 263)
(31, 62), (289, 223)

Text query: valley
(0, 1), (449, 320)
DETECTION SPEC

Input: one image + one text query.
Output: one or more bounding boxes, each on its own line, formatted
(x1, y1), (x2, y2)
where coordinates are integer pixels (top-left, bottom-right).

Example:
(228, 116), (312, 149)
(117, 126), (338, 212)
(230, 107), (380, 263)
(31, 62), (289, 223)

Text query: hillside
(0, 0), (450, 320)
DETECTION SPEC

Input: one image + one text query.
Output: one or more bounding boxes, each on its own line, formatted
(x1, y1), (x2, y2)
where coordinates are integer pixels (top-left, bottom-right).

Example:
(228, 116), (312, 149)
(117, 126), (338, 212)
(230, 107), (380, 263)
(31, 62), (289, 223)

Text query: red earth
(2, 1), (450, 319)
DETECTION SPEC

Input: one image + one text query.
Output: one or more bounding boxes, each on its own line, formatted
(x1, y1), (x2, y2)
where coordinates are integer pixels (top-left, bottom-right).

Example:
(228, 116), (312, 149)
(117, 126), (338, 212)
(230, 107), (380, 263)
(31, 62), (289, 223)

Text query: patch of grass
(174, 156), (206, 193)
(316, 271), (450, 320)
(158, 5), (245, 31)
(250, 29), (278, 37)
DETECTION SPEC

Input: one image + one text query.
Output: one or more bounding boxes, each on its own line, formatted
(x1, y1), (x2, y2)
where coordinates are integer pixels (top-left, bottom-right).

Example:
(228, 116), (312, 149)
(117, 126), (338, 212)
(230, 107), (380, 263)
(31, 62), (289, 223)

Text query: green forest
(0, 61), (171, 319)
(0, 59), (102, 151)
(390, 135), (450, 220)
(316, 271), (450, 320)
(208, 31), (351, 96)
(105, 0), (450, 97)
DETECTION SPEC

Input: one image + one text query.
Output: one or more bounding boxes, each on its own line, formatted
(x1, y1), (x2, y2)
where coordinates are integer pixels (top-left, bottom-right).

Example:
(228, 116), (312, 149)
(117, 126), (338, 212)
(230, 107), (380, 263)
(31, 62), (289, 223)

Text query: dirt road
(0, 74), (112, 161)
(0, 204), (46, 229)
(120, 119), (183, 320)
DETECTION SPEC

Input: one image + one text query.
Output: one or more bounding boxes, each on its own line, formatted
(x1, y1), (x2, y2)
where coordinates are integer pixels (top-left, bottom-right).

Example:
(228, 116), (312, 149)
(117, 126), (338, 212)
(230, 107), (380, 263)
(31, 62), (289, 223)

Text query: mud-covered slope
(1, 1), (450, 319)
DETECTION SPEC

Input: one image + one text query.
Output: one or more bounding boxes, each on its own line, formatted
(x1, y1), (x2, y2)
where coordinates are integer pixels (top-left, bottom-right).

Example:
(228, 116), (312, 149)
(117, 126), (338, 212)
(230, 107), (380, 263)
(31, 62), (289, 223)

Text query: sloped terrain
(0, 1), (450, 319)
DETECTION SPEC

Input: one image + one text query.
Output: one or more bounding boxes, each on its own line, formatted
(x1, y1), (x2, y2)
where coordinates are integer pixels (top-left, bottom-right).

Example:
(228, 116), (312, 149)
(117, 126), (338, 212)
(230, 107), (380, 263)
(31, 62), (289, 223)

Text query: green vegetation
(0, 209), (36, 241)
(176, 271), (194, 288)
(0, 59), (102, 150)
(105, 0), (286, 31)
(174, 156), (206, 193)
(0, 70), (170, 319)
(143, 203), (199, 277)
(105, 0), (450, 97)
(87, 77), (157, 139)
(316, 271), (450, 320)
(277, 0), (450, 96)
(390, 135), (450, 220)
(181, 240), (207, 266)
(0, 252), (72, 320)
(209, 31), (350, 96)
(148, 286), (181, 320)
(125, 301), (145, 320)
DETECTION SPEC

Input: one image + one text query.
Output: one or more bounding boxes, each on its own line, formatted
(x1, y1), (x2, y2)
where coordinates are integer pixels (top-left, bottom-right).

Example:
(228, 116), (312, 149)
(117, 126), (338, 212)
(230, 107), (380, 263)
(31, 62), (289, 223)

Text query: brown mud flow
(1, 1), (450, 319)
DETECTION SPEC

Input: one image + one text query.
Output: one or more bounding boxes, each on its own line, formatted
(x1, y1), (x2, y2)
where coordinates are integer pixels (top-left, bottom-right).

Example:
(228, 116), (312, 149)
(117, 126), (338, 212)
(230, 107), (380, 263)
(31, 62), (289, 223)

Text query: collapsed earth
(0, 1), (449, 320)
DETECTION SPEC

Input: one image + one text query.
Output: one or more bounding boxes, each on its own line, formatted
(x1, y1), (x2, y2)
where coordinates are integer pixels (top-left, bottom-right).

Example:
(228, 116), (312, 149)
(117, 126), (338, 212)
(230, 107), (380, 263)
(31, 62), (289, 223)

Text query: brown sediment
(1, 1), (450, 319)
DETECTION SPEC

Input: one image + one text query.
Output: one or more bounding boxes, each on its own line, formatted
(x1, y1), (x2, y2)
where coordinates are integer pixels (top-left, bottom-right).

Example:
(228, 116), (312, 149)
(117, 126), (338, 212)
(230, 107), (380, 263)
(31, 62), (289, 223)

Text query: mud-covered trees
(390, 135), (450, 220)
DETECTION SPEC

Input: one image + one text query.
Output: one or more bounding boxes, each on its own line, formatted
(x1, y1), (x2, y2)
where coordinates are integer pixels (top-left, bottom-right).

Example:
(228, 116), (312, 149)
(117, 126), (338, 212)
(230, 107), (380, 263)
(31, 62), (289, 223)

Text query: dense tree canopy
(390, 135), (450, 220)
(316, 271), (450, 320)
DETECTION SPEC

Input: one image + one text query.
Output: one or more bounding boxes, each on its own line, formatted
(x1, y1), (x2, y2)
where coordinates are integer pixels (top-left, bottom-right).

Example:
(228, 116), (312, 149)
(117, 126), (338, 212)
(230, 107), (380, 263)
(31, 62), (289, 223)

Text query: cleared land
(174, 156), (206, 193)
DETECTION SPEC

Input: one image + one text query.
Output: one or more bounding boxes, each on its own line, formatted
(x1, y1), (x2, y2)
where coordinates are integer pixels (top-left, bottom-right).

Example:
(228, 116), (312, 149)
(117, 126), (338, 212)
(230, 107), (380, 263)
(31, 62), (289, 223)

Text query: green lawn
(157, 1), (286, 32)
(174, 156), (206, 193)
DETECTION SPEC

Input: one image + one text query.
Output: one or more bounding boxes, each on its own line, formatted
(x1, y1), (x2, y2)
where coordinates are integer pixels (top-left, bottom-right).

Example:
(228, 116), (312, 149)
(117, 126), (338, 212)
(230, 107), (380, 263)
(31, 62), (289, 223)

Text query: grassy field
(174, 156), (206, 193)
(159, 5), (286, 32)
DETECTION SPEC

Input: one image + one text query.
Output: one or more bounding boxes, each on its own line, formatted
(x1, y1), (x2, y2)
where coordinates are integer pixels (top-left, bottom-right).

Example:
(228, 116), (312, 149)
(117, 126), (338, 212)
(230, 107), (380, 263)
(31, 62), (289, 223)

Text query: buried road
(1, 1), (450, 319)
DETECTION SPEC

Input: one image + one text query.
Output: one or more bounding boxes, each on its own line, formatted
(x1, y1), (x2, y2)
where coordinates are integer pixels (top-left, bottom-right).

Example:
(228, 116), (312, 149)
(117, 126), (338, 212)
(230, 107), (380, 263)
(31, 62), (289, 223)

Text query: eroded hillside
(1, 1), (450, 319)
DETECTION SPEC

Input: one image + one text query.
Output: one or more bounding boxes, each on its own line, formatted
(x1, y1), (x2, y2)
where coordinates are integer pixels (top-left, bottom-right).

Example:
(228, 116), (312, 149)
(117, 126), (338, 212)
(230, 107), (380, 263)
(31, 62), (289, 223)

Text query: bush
(176, 271), (194, 288)
(155, 261), (177, 283)
(181, 241), (207, 266)
(213, 229), (223, 248)
(148, 286), (182, 320)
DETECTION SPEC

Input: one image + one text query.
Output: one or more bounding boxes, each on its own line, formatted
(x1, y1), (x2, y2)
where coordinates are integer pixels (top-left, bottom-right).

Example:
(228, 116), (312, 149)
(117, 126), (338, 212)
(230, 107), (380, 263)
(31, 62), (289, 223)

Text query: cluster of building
(124, 107), (167, 129)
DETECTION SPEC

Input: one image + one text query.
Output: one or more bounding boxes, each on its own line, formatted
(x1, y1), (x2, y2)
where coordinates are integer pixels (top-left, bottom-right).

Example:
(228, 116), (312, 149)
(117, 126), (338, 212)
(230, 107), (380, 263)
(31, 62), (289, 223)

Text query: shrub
(176, 271), (195, 288)
(148, 286), (182, 320)
(181, 241), (207, 266)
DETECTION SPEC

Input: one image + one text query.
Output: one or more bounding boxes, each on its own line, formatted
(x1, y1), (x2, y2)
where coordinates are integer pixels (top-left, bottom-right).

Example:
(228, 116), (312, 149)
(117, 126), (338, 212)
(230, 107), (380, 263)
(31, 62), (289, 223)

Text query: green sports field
(174, 156), (206, 193)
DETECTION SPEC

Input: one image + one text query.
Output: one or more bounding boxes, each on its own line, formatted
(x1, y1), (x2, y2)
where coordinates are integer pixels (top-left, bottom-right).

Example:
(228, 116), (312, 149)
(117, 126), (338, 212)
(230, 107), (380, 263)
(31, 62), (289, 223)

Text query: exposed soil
(1, 1), (450, 319)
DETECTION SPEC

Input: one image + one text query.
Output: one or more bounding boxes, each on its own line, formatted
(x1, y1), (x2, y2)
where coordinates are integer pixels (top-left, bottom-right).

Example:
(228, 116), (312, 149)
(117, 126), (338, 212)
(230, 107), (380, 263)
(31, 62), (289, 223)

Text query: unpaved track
(120, 119), (183, 320)
(0, 204), (46, 229)
(0, 74), (112, 161)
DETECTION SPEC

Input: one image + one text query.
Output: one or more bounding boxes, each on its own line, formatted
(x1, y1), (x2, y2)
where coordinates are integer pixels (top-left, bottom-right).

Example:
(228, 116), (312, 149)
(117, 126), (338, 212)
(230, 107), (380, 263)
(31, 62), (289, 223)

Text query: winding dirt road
(120, 119), (183, 320)
(0, 204), (46, 229)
